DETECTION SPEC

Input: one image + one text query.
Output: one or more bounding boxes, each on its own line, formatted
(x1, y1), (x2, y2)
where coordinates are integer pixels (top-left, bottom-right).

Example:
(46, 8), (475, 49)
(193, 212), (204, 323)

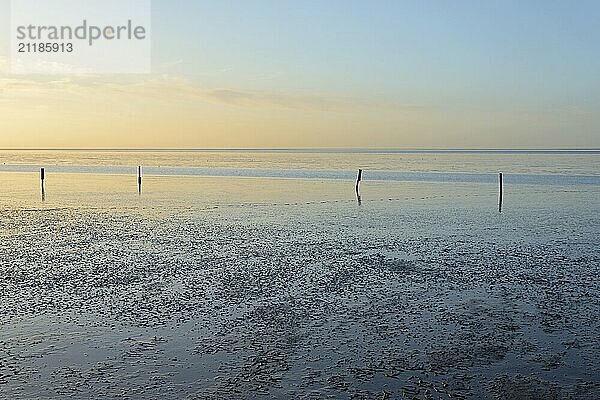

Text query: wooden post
(355, 169), (363, 206)
(498, 172), (503, 213)
(137, 166), (142, 194)
(355, 169), (363, 193)
(40, 168), (45, 201)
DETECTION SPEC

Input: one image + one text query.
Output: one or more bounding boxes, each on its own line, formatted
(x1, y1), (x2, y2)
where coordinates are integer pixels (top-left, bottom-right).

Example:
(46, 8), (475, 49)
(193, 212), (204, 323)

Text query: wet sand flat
(1, 173), (599, 399)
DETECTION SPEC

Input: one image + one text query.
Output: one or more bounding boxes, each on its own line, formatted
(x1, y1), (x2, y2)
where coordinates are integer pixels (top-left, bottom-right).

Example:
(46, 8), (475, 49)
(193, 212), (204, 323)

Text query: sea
(0, 149), (598, 399)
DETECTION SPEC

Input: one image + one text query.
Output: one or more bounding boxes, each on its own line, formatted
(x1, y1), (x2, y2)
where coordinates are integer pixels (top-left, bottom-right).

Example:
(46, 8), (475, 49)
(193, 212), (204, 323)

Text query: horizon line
(0, 147), (599, 153)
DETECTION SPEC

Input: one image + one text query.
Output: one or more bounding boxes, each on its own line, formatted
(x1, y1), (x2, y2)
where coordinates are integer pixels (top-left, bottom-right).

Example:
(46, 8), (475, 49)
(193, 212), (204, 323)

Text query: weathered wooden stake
(355, 169), (363, 193)
(498, 172), (503, 213)
(355, 169), (363, 206)
(40, 168), (45, 201)
(137, 166), (142, 194)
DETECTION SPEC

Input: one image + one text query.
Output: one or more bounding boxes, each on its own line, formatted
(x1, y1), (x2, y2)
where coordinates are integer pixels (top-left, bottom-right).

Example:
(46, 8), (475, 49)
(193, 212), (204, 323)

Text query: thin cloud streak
(0, 74), (423, 113)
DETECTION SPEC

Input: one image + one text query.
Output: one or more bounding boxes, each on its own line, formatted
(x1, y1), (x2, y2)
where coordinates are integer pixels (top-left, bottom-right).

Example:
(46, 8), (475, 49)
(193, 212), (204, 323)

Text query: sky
(0, 0), (599, 149)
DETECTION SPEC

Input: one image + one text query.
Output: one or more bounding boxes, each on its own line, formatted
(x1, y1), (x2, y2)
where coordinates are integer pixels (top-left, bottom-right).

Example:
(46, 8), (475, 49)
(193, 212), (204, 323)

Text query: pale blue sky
(1, 0), (599, 148)
(151, 1), (600, 99)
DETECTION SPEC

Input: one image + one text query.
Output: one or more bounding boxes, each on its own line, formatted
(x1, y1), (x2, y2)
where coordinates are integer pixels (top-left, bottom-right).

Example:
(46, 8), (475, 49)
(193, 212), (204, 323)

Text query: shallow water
(0, 151), (599, 399)
(0, 149), (599, 176)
